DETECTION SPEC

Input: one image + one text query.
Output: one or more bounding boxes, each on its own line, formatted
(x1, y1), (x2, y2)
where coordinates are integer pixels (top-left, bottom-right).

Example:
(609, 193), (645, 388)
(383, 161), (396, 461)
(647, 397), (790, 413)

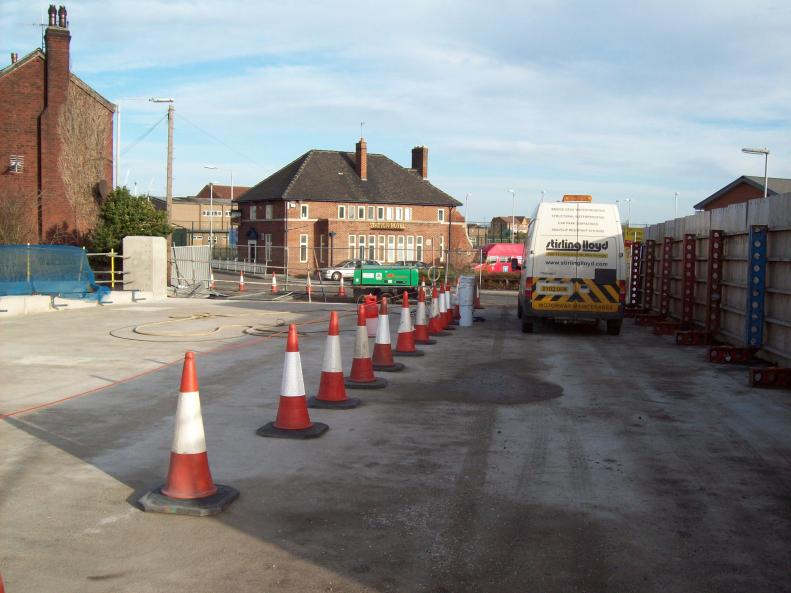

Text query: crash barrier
(627, 193), (791, 383)
(0, 244), (110, 301)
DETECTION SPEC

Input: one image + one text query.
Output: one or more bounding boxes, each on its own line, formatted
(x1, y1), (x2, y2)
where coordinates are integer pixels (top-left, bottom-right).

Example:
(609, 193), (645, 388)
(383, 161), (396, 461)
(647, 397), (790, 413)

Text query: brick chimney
(44, 5), (70, 110)
(10, 53), (18, 64)
(355, 138), (367, 181)
(412, 145), (428, 179)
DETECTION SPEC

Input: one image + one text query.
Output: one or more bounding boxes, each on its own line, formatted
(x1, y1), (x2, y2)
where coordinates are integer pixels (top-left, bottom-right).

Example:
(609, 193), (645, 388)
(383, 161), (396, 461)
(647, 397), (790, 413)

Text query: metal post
(643, 239), (656, 311)
(746, 225), (768, 348)
(763, 153), (769, 199)
(681, 234), (695, 325)
(705, 230), (724, 334)
(110, 248), (115, 289)
(26, 242), (31, 284)
(628, 241), (642, 306)
(209, 182), (214, 252)
(659, 237), (673, 319)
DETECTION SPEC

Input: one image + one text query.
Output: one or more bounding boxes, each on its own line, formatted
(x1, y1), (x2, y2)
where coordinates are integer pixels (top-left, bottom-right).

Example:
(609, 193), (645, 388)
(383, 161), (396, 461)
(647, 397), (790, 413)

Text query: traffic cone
(338, 276), (347, 297)
(238, 271), (246, 292)
(271, 273), (278, 294)
(394, 291), (424, 357)
(414, 285), (436, 345)
(138, 352), (239, 516)
(309, 312), (361, 409)
(0, 572), (4, 593)
(345, 304), (388, 389)
(428, 286), (449, 336)
(444, 283), (456, 329)
(438, 284), (452, 330)
(371, 296), (405, 371)
(257, 325), (329, 439)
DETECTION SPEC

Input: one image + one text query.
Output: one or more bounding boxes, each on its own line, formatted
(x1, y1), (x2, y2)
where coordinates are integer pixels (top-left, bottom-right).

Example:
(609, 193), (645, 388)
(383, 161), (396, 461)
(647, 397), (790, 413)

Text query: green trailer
(352, 265), (421, 297)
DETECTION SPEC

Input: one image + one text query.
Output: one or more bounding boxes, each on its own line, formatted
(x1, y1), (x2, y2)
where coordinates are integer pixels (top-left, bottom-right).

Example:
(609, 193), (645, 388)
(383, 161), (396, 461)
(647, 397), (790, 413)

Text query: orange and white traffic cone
(444, 283), (456, 328)
(309, 312), (361, 409)
(0, 571), (4, 593)
(345, 304), (388, 389)
(394, 291), (424, 357)
(238, 271), (246, 292)
(371, 296), (405, 371)
(338, 276), (347, 297)
(437, 284), (450, 330)
(257, 325), (329, 438)
(414, 285), (436, 345)
(428, 286), (448, 336)
(271, 273), (278, 294)
(138, 352), (239, 516)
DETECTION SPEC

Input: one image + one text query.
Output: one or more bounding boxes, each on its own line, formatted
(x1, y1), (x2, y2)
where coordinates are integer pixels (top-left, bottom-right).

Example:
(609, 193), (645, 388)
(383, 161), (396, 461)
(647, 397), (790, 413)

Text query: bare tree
(0, 190), (37, 244)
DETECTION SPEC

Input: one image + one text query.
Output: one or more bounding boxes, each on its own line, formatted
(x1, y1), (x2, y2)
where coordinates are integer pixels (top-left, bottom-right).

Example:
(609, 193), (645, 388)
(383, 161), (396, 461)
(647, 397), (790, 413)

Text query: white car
(319, 259), (380, 281)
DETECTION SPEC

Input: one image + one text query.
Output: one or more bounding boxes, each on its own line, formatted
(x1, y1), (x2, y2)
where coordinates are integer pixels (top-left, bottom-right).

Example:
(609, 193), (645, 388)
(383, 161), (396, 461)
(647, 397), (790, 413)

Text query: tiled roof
(195, 184), (250, 201)
(694, 176), (791, 209)
(239, 149), (461, 207)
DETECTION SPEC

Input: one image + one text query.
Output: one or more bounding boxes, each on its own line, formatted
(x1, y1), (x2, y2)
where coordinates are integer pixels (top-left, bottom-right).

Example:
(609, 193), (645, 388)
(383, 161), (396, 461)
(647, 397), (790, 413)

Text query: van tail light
(525, 277), (533, 300)
(618, 280), (626, 303)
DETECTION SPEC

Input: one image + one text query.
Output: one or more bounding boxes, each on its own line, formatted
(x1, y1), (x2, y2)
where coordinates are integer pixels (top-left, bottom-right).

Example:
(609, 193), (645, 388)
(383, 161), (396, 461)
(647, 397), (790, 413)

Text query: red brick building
(236, 139), (472, 272)
(0, 5), (114, 244)
(694, 176), (791, 211)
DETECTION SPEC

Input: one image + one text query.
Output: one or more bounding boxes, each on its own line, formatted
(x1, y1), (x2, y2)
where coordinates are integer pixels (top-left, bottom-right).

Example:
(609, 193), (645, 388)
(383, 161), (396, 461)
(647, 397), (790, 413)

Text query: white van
(517, 195), (626, 334)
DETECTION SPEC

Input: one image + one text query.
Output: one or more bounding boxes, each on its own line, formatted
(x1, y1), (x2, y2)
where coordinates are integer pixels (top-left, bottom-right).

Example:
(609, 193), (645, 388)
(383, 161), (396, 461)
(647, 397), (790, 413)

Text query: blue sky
(2, 0), (790, 225)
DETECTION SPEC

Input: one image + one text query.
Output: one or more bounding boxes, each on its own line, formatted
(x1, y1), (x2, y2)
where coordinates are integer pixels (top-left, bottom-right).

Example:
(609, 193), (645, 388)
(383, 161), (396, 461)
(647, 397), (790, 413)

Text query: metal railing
(86, 249), (126, 289)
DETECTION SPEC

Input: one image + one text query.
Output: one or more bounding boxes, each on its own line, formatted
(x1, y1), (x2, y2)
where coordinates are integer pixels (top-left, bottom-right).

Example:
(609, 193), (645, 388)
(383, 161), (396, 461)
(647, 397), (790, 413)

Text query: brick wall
(703, 182), (764, 211)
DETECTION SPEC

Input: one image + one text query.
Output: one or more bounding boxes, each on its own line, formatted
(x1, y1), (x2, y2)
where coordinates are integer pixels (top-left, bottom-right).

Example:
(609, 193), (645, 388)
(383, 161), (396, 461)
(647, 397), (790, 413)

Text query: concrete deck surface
(1, 293), (790, 593)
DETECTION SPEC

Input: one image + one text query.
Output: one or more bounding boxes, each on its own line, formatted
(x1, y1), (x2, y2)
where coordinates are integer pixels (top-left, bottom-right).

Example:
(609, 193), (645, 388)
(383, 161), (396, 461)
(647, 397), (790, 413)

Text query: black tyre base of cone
(430, 331), (451, 337)
(393, 349), (425, 357)
(373, 361), (406, 372)
(415, 338), (437, 345)
(138, 484), (239, 517)
(345, 376), (388, 389)
(256, 422), (329, 439)
(444, 325), (457, 331)
(308, 396), (361, 409)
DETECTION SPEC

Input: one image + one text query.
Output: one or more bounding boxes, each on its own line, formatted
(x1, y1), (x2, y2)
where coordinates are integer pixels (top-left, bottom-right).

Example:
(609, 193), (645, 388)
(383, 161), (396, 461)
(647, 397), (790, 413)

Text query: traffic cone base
(393, 348), (424, 357)
(138, 483), (239, 517)
(308, 395), (362, 409)
(372, 359), (405, 372)
(415, 336), (437, 345)
(345, 358), (388, 388)
(256, 421), (329, 439)
(345, 376), (388, 389)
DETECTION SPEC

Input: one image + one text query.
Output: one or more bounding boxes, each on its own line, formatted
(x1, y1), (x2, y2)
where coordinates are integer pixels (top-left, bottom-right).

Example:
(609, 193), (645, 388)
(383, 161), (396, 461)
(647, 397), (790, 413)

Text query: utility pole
(150, 98), (175, 285)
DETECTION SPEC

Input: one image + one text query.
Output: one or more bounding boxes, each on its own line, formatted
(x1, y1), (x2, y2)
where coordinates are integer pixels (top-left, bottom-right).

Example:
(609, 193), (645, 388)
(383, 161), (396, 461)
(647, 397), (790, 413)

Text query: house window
(377, 207), (384, 220)
(264, 234), (272, 261)
(349, 234), (356, 258)
(265, 204), (273, 219)
(406, 236), (415, 260)
(368, 235), (376, 260)
(405, 208), (413, 221)
(439, 235), (445, 262)
(437, 209), (445, 222)
(300, 204), (309, 219)
(250, 205), (257, 221)
(299, 234), (308, 263)
(387, 235), (395, 262)
(368, 206), (375, 220)
(386, 207), (393, 221)
(349, 206), (356, 220)
(9, 154), (24, 173)
(247, 240), (257, 262)
(397, 236), (405, 260)
(319, 235), (326, 263)
(416, 236), (423, 261)
(358, 206), (366, 220)
(378, 235), (386, 261)
(396, 207), (403, 221)
(338, 205), (346, 219)
(358, 236), (366, 259)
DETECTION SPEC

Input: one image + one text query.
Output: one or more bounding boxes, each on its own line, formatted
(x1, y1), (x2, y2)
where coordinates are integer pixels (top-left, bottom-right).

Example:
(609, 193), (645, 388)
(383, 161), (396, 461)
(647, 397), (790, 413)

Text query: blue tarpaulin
(0, 245), (110, 300)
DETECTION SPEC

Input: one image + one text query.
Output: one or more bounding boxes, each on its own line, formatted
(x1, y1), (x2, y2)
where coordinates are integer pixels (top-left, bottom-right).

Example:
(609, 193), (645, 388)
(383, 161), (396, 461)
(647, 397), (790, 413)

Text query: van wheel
(521, 317), (534, 333)
(517, 300), (523, 318)
(606, 320), (622, 335)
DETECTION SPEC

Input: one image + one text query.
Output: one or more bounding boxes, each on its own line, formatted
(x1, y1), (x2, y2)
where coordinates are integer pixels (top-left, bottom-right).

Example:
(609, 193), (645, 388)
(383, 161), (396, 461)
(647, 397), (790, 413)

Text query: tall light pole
(508, 189), (516, 243)
(625, 198), (631, 229)
(465, 193), (471, 219)
(674, 192), (678, 219)
(150, 97), (174, 284)
(741, 147), (770, 198)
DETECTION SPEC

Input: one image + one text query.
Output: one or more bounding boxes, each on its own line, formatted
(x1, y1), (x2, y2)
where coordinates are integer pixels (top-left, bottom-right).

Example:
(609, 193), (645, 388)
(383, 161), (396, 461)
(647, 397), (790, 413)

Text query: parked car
(395, 260), (429, 270)
(319, 259), (380, 281)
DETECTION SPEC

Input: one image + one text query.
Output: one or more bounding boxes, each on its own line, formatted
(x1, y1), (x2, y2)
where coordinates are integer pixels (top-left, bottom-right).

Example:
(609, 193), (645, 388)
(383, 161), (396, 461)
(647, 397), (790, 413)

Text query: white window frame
(387, 235), (395, 262)
(299, 234), (308, 263)
(358, 235), (366, 259)
(300, 204), (309, 219)
(386, 207), (394, 221)
(368, 235), (376, 260)
(439, 235), (445, 262)
(349, 234), (356, 258)
(405, 207), (413, 221)
(397, 236), (405, 261)
(416, 236), (423, 261)
(249, 205), (257, 221)
(264, 234), (272, 261)
(406, 236), (415, 260)
(368, 206), (375, 220)
(319, 234), (326, 263)
(338, 205), (346, 220)
(349, 206), (356, 220)
(377, 207), (384, 220)
(396, 207), (403, 221)
(378, 235), (386, 261)
(247, 239), (257, 262)
(358, 206), (366, 220)
(265, 204), (273, 220)
(437, 208), (445, 222)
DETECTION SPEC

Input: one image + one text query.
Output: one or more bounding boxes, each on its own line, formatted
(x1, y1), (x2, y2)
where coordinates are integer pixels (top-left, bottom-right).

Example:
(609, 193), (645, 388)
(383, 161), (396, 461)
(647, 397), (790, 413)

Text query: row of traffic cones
(138, 282), (472, 517)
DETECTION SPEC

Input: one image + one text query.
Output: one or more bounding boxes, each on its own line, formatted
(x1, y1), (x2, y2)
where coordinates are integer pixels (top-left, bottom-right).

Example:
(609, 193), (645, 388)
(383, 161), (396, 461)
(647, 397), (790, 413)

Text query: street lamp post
(625, 198), (631, 229)
(674, 192), (678, 219)
(149, 97), (174, 284)
(508, 189), (516, 243)
(741, 147), (771, 199)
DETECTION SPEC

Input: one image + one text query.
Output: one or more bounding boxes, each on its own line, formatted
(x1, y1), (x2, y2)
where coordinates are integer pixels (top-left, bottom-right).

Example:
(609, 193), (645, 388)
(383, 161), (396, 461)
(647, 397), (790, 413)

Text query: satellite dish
(97, 179), (109, 200)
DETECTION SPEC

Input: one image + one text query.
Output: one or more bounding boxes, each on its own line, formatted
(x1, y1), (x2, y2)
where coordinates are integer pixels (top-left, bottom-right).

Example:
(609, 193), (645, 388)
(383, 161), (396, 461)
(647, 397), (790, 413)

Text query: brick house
(490, 215), (530, 240)
(236, 139), (472, 273)
(0, 5), (114, 244)
(693, 176), (791, 211)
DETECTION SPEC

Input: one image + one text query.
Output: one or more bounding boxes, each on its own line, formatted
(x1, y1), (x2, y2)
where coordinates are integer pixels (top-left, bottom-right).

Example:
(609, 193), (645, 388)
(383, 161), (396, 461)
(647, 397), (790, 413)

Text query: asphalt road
(1, 292), (790, 593)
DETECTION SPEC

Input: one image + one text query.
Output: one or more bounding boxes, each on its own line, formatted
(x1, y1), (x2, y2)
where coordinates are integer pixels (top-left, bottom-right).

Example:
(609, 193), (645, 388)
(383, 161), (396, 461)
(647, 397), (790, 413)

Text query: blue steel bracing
(745, 225), (768, 348)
